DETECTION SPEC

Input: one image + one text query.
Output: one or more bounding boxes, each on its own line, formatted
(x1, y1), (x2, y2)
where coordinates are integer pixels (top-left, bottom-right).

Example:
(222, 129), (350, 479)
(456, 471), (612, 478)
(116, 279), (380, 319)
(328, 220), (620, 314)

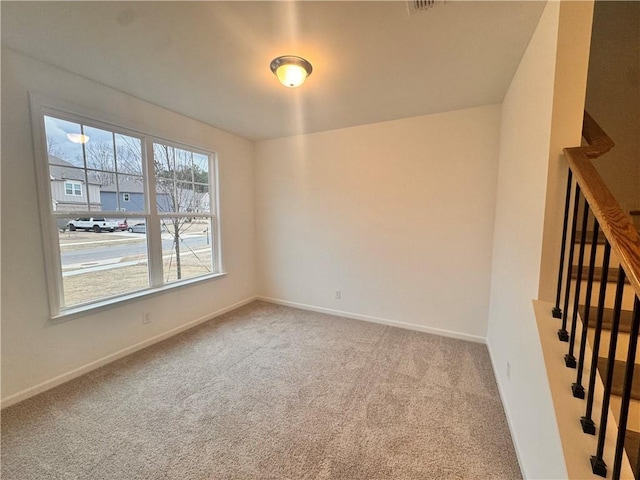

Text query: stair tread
(575, 230), (607, 245)
(626, 430), (640, 478)
(571, 265), (630, 284)
(581, 305), (635, 333)
(597, 357), (640, 401)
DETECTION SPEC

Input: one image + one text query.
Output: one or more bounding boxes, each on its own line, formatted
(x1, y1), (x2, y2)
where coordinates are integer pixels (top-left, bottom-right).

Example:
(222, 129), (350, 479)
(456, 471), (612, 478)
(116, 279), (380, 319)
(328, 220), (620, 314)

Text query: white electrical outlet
(334, 289), (341, 300)
(506, 361), (511, 380)
(142, 313), (151, 324)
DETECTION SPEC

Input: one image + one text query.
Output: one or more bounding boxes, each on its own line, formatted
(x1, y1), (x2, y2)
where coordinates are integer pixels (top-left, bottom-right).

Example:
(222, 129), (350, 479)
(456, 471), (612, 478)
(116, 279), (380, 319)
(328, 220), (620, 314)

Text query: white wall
(1, 48), (257, 405)
(255, 105), (501, 340)
(487, 2), (594, 478)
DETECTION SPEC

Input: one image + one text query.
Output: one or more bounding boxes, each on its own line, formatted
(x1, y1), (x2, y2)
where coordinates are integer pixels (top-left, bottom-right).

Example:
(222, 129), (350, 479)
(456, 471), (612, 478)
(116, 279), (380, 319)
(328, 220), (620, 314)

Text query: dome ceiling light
(270, 55), (313, 88)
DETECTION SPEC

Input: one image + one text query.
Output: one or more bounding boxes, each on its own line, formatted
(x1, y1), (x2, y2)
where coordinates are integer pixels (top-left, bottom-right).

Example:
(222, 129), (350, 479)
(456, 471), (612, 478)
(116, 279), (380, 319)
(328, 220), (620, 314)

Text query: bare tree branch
(46, 136), (66, 159)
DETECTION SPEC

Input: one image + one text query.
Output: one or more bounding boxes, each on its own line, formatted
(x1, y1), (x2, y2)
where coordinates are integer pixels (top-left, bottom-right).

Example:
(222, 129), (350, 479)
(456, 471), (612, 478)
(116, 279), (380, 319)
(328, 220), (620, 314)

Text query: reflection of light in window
(66, 133), (90, 144)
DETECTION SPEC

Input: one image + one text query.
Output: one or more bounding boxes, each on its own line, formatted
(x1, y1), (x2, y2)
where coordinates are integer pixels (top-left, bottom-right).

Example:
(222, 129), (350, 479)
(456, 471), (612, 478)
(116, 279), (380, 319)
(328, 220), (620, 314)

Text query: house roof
(100, 180), (145, 194)
(48, 155), (101, 185)
(2, 1), (547, 141)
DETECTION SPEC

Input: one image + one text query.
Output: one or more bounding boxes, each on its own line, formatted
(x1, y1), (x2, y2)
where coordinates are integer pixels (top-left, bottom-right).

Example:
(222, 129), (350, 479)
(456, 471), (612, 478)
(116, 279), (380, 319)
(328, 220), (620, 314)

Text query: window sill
(50, 271), (227, 324)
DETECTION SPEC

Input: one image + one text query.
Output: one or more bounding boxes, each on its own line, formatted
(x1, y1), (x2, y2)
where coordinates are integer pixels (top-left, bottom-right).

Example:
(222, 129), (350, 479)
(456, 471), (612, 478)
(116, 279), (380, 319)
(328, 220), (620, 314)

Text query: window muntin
(40, 110), (220, 314)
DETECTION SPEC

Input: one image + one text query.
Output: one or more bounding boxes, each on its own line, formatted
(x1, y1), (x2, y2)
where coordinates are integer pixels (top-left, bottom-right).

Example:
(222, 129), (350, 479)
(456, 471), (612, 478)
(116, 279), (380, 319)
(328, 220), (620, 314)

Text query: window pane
(193, 153), (209, 177)
(84, 126), (115, 171)
(176, 181), (197, 212)
(193, 184), (210, 213)
(161, 217), (213, 283)
(44, 116), (85, 167)
(117, 174), (145, 213)
(156, 178), (175, 213)
(87, 170), (115, 187)
(153, 142), (211, 214)
(115, 134), (143, 176)
(154, 144), (174, 180)
(58, 218), (150, 306)
(87, 171), (114, 211)
(174, 148), (192, 182)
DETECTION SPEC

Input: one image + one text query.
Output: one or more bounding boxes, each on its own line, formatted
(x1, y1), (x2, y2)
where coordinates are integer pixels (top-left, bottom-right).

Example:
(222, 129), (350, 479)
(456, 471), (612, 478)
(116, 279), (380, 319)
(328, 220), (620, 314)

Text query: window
(64, 181), (82, 196)
(35, 104), (222, 317)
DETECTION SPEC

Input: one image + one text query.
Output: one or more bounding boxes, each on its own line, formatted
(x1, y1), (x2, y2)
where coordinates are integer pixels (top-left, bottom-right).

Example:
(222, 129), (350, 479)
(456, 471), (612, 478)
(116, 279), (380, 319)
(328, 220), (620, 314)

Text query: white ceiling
(1, 1), (546, 141)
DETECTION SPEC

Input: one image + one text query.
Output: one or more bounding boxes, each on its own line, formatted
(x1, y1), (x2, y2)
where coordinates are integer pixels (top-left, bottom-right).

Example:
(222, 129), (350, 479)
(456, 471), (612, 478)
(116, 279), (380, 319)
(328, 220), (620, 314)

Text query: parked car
(67, 217), (118, 233)
(116, 219), (129, 231)
(128, 222), (146, 234)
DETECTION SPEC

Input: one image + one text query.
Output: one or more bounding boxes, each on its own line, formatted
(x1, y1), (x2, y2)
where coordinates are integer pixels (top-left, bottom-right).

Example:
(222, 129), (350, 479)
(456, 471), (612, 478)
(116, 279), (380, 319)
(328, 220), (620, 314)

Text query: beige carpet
(1, 301), (521, 479)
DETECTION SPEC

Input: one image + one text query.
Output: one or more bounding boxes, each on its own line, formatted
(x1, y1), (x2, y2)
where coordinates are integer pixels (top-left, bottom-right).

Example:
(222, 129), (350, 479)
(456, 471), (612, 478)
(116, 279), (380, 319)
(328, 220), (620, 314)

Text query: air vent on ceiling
(407, 0), (444, 15)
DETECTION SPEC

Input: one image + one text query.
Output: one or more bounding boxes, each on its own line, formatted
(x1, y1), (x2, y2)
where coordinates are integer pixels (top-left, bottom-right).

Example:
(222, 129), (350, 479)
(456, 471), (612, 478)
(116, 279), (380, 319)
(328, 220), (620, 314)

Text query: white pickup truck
(67, 217), (118, 233)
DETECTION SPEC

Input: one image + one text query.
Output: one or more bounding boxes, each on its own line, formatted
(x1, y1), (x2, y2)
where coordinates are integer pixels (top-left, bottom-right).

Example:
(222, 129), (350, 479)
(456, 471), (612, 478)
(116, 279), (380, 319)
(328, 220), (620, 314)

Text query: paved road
(61, 234), (210, 265)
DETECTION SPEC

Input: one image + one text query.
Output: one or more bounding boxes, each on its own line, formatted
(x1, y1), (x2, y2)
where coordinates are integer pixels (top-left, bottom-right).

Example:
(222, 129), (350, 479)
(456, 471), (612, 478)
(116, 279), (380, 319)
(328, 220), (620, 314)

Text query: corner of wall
(538, 0), (595, 303)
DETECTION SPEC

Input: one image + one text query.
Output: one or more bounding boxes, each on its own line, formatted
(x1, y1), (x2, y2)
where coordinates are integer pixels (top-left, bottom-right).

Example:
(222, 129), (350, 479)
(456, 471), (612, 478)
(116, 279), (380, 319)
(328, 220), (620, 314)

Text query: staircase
(572, 227), (640, 476)
(550, 111), (640, 479)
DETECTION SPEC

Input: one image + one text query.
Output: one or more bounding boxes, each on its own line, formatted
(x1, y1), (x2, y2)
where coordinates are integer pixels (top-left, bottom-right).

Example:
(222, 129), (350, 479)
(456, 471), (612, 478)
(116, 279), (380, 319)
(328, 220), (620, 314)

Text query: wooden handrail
(581, 110), (615, 158)
(563, 112), (640, 298)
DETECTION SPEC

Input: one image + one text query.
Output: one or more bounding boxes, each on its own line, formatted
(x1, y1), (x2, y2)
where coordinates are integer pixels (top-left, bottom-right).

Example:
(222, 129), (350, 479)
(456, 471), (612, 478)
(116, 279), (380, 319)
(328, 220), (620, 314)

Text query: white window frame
(30, 93), (225, 321)
(64, 181), (83, 196)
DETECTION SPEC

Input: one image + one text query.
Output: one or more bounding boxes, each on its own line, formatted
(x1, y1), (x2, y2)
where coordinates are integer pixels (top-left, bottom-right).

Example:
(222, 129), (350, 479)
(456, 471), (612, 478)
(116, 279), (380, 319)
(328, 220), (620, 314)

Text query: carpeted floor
(1, 301), (521, 479)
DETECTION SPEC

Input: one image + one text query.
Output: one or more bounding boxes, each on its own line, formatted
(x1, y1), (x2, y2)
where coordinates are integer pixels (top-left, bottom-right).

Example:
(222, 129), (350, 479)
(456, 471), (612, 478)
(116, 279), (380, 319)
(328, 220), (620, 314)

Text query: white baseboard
(486, 341), (528, 480)
(3, 295), (485, 409)
(256, 296), (487, 344)
(1, 296), (258, 409)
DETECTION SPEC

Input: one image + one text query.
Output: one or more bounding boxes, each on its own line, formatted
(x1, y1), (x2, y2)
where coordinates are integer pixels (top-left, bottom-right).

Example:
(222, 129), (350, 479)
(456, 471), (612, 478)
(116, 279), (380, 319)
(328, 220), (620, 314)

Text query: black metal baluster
(554, 170), (573, 319)
(612, 296), (640, 479)
(566, 197), (590, 367)
(559, 182), (581, 341)
(573, 219), (600, 398)
(591, 267), (627, 477)
(582, 240), (612, 434)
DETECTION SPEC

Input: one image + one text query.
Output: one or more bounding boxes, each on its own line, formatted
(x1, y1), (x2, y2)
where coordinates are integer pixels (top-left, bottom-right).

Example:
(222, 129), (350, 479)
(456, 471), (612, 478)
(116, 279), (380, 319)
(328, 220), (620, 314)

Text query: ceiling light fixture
(67, 133), (90, 144)
(270, 56), (313, 88)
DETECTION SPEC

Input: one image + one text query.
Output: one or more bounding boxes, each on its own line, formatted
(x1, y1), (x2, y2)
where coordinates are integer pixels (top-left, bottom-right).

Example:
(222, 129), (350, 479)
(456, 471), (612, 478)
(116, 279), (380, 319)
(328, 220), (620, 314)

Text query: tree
(46, 136), (66, 159)
(78, 142), (116, 185)
(77, 138), (144, 186)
